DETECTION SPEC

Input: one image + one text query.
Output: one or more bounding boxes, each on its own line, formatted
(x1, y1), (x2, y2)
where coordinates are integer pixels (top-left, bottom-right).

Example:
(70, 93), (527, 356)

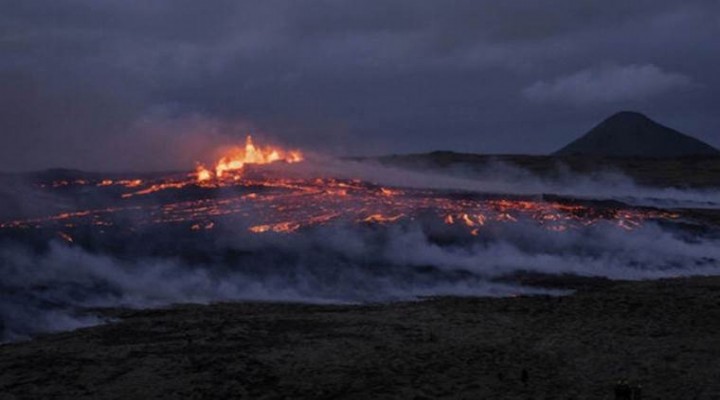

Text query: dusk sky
(1, 0), (718, 171)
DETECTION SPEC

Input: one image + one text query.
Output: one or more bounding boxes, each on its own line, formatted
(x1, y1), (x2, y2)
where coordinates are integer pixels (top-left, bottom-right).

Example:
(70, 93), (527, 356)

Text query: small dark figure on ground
(615, 380), (632, 400)
(614, 380), (642, 400)
(521, 369), (529, 386)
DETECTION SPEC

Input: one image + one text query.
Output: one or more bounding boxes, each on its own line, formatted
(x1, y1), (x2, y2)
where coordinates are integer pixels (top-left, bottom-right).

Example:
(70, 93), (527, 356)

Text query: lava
(0, 137), (689, 240)
(195, 135), (303, 182)
(0, 172), (682, 238)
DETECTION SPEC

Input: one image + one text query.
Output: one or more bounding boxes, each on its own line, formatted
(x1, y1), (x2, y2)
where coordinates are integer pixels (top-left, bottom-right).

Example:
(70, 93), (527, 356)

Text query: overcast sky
(1, 0), (718, 171)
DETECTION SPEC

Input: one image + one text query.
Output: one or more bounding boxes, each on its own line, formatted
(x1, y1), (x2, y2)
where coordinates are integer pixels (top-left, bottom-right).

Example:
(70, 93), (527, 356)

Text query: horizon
(2, 1), (719, 171)
(4, 110), (718, 174)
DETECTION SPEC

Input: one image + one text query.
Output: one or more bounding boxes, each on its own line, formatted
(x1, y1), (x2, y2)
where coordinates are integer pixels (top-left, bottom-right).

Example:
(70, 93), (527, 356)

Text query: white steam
(264, 157), (720, 209)
(2, 216), (718, 341)
(1, 157), (719, 341)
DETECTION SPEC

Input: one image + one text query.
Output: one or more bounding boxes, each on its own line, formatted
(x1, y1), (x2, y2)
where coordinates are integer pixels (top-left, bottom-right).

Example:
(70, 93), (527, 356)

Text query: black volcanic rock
(554, 111), (720, 157)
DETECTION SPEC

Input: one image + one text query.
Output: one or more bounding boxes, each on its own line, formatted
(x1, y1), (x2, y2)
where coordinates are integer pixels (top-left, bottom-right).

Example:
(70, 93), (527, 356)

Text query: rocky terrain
(2, 276), (720, 399)
(2, 110), (719, 399)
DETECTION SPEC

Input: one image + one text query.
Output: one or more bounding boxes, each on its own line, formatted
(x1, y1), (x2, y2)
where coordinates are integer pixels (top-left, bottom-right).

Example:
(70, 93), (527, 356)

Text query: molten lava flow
(0, 142), (693, 240)
(195, 135), (303, 182)
(3, 172), (686, 239)
(195, 165), (212, 182)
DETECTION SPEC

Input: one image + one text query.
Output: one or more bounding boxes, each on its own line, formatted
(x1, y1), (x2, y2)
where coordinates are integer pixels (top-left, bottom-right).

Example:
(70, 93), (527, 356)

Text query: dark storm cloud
(523, 64), (695, 104)
(1, 0), (718, 171)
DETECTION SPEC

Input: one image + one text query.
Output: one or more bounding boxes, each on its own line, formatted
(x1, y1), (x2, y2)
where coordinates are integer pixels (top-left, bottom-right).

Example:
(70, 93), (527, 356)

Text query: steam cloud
(269, 157), (720, 208)
(2, 217), (719, 342)
(1, 161), (719, 342)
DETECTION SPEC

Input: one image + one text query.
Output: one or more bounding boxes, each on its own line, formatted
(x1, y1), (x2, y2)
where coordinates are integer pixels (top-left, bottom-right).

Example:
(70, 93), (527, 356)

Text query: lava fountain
(195, 135), (303, 182)
(0, 134), (700, 241)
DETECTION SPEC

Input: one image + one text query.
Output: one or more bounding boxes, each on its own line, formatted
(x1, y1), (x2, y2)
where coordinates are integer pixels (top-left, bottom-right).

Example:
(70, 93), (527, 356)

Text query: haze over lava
(1, 133), (720, 341)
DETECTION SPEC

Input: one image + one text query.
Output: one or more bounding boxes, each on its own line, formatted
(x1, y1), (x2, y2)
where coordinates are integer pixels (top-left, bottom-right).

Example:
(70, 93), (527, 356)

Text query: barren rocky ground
(2, 276), (720, 399)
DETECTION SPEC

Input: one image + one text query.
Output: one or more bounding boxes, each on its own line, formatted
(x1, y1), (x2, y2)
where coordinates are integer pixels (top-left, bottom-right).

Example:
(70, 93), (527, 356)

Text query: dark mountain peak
(609, 110), (649, 118)
(554, 112), (720, 158)
(604, 111), (651, 123)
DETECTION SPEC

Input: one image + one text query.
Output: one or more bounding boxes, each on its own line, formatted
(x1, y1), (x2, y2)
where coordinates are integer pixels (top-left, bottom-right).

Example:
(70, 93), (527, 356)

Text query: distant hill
(371, 152), (720, 188)
(554, 111), (720, 157)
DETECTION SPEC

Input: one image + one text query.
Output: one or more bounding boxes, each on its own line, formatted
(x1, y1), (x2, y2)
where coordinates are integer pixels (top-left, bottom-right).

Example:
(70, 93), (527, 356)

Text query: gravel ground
(2, 276), (720, 399)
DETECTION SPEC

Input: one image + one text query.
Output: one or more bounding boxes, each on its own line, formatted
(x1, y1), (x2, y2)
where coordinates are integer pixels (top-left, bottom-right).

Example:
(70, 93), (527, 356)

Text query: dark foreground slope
(2, 277), (719, 400)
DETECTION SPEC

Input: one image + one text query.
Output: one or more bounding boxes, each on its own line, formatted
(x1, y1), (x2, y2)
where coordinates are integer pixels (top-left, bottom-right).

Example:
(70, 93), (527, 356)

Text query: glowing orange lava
(195, 135), (303, 182)
(2, 173), (684, 238)
(0, 141), (692, 240)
